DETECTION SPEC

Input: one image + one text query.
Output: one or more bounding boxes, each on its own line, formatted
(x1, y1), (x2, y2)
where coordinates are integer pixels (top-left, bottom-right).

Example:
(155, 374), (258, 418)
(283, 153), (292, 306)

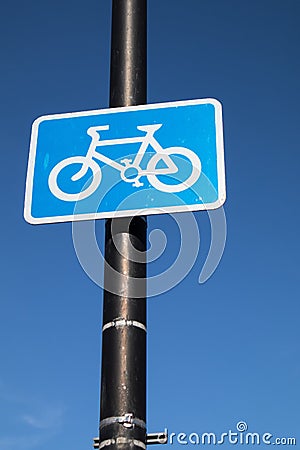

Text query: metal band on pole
(102, 318), (147, 333)
(99, 1), (147, 450)
(99, 414), (146, 430)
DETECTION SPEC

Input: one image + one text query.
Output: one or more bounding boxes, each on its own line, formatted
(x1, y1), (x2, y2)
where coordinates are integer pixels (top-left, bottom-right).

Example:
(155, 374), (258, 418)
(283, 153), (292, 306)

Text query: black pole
(109, 0), (147, 108)
(98, 1), (147, 450)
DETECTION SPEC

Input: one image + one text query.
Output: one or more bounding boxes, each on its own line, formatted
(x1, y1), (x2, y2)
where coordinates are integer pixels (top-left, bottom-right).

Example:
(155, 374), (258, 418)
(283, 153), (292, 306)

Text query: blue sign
(24, 98), (226, 224)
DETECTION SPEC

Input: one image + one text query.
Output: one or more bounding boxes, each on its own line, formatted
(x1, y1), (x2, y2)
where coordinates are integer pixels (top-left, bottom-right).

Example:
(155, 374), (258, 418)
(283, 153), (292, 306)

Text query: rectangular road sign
(24, 98), (226, 224)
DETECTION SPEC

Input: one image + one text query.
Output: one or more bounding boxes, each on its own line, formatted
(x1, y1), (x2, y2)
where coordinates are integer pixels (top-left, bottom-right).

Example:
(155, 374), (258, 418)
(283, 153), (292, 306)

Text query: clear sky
(1, 0), (299, 449)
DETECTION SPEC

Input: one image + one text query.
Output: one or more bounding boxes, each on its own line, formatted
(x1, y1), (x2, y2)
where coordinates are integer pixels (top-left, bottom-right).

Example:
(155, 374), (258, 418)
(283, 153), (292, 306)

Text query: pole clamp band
(102, 318), (146, 333)
(94, 437), (146, 450)
(100, 413), (146, 430)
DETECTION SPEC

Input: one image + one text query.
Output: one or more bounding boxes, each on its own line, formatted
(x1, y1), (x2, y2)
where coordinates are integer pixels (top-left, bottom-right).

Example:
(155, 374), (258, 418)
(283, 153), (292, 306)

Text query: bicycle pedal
(133, 181), (143, 187)
(121, 158), (132, 166)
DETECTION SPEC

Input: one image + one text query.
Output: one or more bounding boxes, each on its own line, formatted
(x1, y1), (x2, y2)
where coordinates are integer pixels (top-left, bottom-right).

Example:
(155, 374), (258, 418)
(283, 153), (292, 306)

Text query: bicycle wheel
(147, 147), (201, 193)
(48, 156), (101, 201)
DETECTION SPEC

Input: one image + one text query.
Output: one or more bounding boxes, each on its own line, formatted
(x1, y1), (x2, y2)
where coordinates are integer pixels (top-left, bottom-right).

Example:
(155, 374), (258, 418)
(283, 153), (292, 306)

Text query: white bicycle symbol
(48, 123), (202, 201)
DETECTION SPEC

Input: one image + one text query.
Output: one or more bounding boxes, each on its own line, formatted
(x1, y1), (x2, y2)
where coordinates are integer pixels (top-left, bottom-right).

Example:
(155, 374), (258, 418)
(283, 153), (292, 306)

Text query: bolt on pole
(98, 1), (147, 450)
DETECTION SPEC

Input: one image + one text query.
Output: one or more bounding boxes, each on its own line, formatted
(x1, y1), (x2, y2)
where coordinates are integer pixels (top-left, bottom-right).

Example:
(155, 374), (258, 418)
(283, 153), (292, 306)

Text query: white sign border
(24, 98), (226, 225)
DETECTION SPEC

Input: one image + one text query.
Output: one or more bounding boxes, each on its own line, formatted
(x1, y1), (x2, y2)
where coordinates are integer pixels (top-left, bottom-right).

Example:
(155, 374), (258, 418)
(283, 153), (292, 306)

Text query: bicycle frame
(74, 124), (178, 179)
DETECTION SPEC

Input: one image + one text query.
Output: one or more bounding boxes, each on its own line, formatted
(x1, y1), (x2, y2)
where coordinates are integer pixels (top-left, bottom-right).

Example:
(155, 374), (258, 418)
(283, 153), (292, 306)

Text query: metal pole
(109, 0), (147, 108)
(98, 1), (147, 450)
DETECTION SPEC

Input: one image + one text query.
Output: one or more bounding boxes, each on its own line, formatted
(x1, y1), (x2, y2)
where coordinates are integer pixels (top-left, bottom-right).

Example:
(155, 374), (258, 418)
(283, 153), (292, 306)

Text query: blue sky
(1, 0), (300, 448)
